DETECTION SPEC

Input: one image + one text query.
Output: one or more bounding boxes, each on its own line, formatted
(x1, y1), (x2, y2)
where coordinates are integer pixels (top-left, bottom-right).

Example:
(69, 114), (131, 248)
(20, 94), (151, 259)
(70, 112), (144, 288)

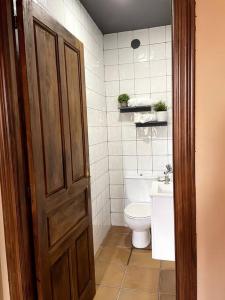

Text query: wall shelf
(135, 121), (168, 127)
(119, 106), (151, 113)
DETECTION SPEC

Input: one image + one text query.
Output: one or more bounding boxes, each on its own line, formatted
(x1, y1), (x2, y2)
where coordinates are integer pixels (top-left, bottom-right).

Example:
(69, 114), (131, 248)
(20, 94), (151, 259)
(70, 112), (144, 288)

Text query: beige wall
(0, 190), (10, 300)
(196, 0), (225, 299)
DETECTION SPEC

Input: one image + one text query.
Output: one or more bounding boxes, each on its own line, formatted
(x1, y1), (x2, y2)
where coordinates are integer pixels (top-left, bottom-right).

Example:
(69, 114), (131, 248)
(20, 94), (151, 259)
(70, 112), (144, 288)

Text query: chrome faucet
(158, 164), (173, 184)
(164, 164), (173, 184)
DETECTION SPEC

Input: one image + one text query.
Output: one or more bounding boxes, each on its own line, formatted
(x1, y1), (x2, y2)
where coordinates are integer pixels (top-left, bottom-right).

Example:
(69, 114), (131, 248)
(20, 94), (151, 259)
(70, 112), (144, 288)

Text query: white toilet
(124, 173), (153, 248)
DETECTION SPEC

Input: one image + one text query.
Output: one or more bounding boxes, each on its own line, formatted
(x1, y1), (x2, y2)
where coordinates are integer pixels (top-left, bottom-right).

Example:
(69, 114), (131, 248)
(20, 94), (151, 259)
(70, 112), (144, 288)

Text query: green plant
(118, 93), (130, 104)
(153, 101), (168, 112)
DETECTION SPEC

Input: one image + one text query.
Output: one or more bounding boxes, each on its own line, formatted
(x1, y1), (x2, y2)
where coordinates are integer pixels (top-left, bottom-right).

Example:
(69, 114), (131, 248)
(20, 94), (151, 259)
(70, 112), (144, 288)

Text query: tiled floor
(94, 226), (176, 300)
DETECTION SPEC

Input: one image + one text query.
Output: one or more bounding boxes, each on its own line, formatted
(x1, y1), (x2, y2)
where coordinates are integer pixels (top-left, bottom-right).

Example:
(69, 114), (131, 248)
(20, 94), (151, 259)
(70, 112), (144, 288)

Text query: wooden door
(16, 1), (95, 299)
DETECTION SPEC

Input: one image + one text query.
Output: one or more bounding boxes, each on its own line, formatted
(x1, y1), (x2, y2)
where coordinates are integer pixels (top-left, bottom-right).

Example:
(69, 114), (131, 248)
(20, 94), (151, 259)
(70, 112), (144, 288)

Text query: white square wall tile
(107, 112), (121, 126)
(166, 59), (172, 76)
(150, 60), (167, 77)
(111, 213), (125, 226)
(167, 76), (172, 92)
(111, 198), (124, 213)
(109, 156), (123, 170)
(110, 185), (124, 198)
(168, 124), (173, 139)
(134, 62), (150, 78)
(135, 78), (150, 94)
(104, 33), (118, 50)
(109, 171), (124, 184)
(168, 140), (173, 155)
(150, 93), (167, 103)
(119, 48), (133, 64)
(108, 141), (123, 155)
(166, 92), (172, 107)
(151, 77), (167, 93)
(105, 81), (119, 96)
(149, 26), (166, 44)
(108, 127), (121, 141)
(123, 141), (137, 155)
(150, 43), (166, 60)
(134, 46), (150, 62)
(104, 49), (119, 65)
(122, 126), (136, 140)
(132, 29), (149, 45)
(123, 156), (137, 170)
(118, 31), (133, 48)
(166, 25), (172, 42)
(120, 80), (134, 95)
(119, 64), (134, 80)
(137, 140), (152, 155)
(106, 96), (119, 112)
(138, 156), (153, 171)
(152, 140), (168, 155)
(166, 42), (172, 58)
(153, 155), (168, 171)
(105, 65), (119, 81)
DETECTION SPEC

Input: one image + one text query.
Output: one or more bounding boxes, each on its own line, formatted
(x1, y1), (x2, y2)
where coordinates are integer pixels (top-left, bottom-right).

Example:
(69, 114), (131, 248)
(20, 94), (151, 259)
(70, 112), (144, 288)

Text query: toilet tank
(124, 172), (155, 205)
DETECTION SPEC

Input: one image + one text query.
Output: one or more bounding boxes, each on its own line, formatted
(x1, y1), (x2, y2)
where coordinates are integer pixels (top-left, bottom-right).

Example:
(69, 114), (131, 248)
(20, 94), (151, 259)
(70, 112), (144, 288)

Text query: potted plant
(153, 101), (168, 122)
(118, 93), (130, 108)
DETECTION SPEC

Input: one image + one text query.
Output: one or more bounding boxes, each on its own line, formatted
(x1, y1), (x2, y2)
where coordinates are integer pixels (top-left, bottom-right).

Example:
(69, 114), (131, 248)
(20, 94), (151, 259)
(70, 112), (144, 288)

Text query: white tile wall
(32, 0), (173, 240)
(35, 0), (110, 254)
(104, 25), (172, 225)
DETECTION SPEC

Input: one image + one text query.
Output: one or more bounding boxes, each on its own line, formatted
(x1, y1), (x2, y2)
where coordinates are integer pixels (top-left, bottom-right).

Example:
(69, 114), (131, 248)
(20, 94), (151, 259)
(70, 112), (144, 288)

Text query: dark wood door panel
(51, 252), (72, 300)
(33, 20), (66, 196)
(64, 43), (86, 182)
(45, 177), (89, 215)
(49, 218), (90, 266)
(47, 191), (88, 247)
(76, 230), (91, 296)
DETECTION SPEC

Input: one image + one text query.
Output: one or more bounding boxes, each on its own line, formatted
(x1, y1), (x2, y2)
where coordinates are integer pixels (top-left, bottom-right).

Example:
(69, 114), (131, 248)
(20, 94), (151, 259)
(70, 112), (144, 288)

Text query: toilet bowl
(123, 172), (153, 248)
(124, 202), (151, 248)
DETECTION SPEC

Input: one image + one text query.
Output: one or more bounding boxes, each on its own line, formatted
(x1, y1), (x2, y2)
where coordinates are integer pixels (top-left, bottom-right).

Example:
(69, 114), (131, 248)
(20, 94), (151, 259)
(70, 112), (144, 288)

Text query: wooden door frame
(0, 0), (36, 299)
(0, 0), (196, 299)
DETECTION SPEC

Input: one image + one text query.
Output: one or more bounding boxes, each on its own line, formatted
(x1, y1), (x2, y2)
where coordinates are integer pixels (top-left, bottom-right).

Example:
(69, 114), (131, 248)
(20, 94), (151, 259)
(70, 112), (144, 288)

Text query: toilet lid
(124, 203), (151, 219)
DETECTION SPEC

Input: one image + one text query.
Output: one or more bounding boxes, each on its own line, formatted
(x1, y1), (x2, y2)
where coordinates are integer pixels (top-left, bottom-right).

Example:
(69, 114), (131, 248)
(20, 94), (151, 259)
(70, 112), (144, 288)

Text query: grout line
(126, 246), (133, 266)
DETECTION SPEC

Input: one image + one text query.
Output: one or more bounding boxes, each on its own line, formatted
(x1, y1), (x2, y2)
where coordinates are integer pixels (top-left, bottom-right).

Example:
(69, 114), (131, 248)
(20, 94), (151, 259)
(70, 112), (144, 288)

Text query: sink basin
(151, 181), (173, 196)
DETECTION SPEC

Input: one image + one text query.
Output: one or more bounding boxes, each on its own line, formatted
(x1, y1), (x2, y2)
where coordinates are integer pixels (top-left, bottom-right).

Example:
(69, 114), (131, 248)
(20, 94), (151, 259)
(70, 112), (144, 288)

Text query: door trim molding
(0, 0), (197, 299)
(173, 0), (197, 299)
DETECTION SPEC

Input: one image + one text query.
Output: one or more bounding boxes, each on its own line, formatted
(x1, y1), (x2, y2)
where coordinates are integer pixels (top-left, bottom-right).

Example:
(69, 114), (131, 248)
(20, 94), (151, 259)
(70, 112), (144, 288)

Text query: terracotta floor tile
(103, 233), (132, 248)
(160, 294), (176, 300)
(95, 261), (125, 287)
(160, 261), (176, 270)
(159, 270), (176, 294)
(118, 289), (158, 300)
(129, 249), (160, 269)
(109, 226), (131, 235)
(122, 265), (160, 292)
(97, 246), (131, 266)
(94, 286), (119, 300)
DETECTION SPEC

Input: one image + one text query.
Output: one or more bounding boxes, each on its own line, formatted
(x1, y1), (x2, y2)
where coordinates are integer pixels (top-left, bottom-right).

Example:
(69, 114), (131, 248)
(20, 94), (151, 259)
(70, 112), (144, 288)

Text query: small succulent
(153, 101), (168, 112)
(118, 94), (130, 104)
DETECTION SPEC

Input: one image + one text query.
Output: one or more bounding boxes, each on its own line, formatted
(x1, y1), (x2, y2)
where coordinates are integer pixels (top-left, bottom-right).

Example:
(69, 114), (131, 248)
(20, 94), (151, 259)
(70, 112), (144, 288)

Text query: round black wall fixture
(131, 39), (141, 49)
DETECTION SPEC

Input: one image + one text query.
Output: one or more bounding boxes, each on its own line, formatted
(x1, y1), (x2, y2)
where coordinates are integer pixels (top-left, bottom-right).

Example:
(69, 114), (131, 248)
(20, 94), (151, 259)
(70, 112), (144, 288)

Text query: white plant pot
(156, 111), (168, 122)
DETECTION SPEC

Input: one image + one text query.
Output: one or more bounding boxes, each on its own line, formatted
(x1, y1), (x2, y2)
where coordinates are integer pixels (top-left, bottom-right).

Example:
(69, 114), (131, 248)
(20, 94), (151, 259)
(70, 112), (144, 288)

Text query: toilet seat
(124, 203), (151, 219)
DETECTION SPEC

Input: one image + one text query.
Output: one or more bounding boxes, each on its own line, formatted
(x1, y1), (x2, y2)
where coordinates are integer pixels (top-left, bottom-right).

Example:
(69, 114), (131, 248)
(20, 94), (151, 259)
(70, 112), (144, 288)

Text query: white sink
(151, 181), (173, 196)
(150, 181), (175, 261)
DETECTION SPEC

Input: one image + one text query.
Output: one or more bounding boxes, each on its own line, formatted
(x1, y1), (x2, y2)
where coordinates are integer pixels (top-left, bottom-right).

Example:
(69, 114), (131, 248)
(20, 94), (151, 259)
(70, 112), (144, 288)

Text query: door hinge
(13, 15), (18, 29)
